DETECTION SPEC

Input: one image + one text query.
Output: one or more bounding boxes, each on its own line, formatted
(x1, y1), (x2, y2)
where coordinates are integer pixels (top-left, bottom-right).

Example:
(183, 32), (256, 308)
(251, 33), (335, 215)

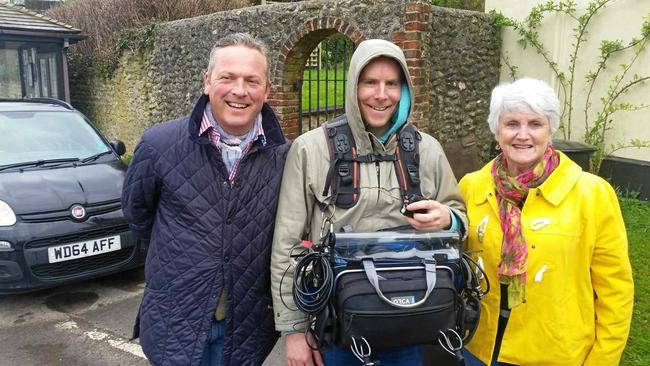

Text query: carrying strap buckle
(338, 164), (350, 176)
(406, 164), (419, 185)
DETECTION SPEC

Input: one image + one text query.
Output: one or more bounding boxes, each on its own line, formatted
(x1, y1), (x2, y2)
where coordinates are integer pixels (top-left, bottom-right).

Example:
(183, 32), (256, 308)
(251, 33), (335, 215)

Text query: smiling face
(496, 109), (553, 176)
(357, 57), (402, 136)
(203, 45), (270, 136)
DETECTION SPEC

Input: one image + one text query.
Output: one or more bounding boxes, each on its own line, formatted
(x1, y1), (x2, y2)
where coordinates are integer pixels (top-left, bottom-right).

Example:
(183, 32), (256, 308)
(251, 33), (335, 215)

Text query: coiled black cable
(458, 252), (490, 344)
(462, 252), (490, 297)
(292, 251), (335, 315)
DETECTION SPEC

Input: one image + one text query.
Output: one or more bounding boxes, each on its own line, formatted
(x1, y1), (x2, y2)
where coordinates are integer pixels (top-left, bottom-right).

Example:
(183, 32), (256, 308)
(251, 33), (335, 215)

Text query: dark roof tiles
(0, 2), (81, 34)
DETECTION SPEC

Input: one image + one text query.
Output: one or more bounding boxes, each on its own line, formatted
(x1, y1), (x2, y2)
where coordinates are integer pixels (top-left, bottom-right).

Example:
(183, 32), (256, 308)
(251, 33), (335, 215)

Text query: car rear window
(0, 111), (112, 166)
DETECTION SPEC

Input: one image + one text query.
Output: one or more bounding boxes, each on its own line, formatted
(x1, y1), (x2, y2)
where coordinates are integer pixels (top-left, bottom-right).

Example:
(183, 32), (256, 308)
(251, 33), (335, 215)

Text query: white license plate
(48, 235), (122, 263)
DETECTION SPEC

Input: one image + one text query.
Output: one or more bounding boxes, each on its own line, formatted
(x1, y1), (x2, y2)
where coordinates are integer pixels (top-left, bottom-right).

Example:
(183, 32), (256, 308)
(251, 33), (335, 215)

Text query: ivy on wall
(492, 0), (650, 173)
(429, 0), (484, 11)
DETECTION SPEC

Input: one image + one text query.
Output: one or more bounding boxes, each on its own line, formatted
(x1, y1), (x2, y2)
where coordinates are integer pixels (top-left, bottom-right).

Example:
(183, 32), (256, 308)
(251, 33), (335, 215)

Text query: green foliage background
(491, 0), (650, 174)
(620, 197), (650, 366)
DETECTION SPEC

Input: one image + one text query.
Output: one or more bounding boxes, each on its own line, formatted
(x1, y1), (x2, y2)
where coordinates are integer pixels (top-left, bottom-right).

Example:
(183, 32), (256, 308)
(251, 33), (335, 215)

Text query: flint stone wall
(70, 0), (500, 176)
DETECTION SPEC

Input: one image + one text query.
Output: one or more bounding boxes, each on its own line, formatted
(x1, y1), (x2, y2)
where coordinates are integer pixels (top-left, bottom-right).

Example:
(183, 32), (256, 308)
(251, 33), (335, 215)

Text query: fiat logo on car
(70, 204), (86, 220)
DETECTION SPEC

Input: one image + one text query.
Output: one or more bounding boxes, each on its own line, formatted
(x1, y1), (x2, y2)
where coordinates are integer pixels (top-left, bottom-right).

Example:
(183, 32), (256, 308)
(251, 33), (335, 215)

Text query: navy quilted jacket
(122, 95), (289, 365)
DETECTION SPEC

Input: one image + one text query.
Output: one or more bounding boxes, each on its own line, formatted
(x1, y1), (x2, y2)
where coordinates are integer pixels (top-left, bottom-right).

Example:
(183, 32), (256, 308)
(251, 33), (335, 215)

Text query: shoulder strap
(322, 120), (422, 210)
(394, 123), (422, 202)
(322, 117), (359, 209)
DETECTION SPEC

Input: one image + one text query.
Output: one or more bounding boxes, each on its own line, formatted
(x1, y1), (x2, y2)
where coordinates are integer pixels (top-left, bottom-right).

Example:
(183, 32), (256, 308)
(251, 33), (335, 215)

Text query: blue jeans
(463, 349), (516, 366)
(201, 320), (226, 366)
(324, 345), (422, 366)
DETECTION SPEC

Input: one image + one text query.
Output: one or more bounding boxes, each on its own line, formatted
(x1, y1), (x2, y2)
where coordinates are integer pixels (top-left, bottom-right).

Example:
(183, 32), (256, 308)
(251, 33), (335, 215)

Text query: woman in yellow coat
(460, 78), (633, 365)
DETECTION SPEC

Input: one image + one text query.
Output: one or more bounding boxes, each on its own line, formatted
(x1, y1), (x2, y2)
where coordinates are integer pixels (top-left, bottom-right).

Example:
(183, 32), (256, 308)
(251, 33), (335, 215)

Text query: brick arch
(268, 17), (365, 139)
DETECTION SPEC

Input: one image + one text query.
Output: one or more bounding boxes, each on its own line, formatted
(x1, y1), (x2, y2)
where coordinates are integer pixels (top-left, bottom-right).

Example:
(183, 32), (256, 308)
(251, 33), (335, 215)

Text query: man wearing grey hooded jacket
(270, 39), (468, 366)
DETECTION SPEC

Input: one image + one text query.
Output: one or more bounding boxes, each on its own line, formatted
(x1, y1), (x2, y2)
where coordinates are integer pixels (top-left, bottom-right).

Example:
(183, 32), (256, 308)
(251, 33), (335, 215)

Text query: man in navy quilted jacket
(122, 33), (291, 366)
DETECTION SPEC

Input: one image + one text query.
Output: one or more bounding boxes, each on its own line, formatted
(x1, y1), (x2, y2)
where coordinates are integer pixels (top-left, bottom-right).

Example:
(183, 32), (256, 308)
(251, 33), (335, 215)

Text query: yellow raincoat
(459, 151), (633, 365)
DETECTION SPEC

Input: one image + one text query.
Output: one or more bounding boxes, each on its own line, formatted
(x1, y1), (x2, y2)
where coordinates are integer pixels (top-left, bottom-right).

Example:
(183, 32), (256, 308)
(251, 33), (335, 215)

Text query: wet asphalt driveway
(0, 268), (285, 366)
(0, 268), (149, 366)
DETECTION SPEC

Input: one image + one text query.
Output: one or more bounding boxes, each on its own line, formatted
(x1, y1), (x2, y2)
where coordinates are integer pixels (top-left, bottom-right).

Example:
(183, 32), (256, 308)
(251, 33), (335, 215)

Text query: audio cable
(292, 250), (335, 315)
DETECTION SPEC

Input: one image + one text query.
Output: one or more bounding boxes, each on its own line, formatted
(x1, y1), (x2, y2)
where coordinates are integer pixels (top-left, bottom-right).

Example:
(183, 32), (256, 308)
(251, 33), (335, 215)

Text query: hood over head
(345, 39), (414, 154)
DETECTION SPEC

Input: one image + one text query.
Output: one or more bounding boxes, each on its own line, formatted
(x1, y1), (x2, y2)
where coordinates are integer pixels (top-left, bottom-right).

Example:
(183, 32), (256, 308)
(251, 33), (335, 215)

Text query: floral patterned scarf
(491, 145), (559, 308)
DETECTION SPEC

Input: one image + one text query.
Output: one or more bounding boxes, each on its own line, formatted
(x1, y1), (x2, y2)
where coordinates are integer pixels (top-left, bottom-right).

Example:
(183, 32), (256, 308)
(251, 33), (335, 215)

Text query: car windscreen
(0, 110), (112, 166)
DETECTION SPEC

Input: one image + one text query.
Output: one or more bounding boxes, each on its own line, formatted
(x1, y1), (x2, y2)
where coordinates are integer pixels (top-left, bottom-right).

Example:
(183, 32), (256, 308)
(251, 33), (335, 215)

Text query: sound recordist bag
(328, 230), (462, 351)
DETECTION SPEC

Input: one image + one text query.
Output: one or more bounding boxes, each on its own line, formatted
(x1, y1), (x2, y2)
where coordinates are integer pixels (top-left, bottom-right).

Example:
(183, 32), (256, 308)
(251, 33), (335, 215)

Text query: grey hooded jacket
(270, 39), (468, 332)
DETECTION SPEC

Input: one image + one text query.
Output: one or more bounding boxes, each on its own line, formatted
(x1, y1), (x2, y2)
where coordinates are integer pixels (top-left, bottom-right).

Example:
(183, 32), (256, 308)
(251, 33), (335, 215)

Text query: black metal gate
(298, 35), (354, 134)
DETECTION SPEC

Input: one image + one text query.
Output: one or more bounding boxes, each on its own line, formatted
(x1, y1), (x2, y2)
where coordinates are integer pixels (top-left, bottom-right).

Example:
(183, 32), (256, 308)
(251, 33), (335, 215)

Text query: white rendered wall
(486, 0), (650, 162)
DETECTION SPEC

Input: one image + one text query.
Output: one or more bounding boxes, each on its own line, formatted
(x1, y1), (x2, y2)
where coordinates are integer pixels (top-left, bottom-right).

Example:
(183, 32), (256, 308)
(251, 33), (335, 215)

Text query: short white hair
(487, 78), (561, 134)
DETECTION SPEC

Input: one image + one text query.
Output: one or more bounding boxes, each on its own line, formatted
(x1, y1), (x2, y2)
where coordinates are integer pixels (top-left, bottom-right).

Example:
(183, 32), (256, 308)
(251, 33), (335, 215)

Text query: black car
(0, 98), (147, 293)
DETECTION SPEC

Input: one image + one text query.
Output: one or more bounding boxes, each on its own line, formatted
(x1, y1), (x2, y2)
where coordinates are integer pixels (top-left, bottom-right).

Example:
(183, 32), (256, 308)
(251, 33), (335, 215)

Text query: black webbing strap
(354, 154), (397, 163)
(394, 123), (422, 201)
(323, 120), (422, 209)
(322, 118), (359, 208)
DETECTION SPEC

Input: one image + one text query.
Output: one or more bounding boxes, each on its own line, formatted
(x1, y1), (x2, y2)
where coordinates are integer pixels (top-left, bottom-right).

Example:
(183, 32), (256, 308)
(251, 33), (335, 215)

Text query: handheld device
(400, 194), (428, 218)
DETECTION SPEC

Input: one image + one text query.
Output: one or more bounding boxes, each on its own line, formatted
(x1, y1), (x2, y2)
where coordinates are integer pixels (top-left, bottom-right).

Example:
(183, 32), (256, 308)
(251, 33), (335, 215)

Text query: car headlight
(0, 241), (12, 251)
(0, 201), (16, 226)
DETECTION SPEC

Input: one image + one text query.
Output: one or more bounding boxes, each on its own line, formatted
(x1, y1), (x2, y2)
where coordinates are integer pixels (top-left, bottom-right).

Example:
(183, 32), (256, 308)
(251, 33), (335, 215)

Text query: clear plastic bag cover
(332, 230), (461, 263)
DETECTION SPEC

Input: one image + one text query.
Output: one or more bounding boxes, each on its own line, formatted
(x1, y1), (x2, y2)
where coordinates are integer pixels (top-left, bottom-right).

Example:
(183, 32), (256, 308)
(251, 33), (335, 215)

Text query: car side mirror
(110, 140), (126, 156)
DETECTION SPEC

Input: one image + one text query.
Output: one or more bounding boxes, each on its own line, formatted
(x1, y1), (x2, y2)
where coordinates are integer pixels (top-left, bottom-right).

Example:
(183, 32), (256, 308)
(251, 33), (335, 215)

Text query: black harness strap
(394, 124), (422, 202)
(354, 154), (397, 163)
(322, 118), (359, 208)
(323, 119), (422, 209)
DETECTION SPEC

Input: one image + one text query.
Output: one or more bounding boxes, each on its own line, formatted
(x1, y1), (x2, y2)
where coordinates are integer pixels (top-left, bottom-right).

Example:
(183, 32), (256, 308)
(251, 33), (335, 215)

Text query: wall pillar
(391, 1), (431, 128)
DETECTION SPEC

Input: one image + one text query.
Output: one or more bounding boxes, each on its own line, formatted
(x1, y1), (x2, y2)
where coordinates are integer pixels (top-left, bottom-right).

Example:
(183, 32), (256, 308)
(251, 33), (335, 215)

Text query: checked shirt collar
(199, 106), (266, 182)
